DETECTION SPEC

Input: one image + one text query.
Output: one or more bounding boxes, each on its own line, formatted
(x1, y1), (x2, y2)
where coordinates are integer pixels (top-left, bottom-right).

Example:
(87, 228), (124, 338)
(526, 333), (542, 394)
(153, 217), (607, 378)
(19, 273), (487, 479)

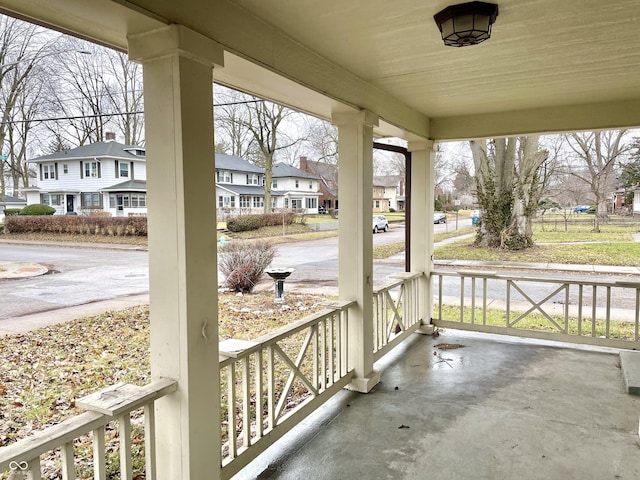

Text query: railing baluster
(227, 363), (237, 458)
(329, 314), (335, 384)
(267, 345), (275, 430)
(335, 313), (342, 379)
(61, 441), (75, 480)
(320, 319), (327, 391)
(255, 349), (264, 440)
(471, 277), (476, 324)
(93, 426), (106, 480)
(459, 276), (465, 322)
(27, 458), (42, 480)
(482, 278), (487, 325)
(144, 403), (156, 480)
(605, 286), (611, 339)
(592, 285), (597, 337)
(636, 288), (640, 342)
(564, 284), (570, 333)
(578, 284), (583, 336)
(506, 280), (511, 326)
(242, 355), (251, 448)
(119, 415), (133, 480)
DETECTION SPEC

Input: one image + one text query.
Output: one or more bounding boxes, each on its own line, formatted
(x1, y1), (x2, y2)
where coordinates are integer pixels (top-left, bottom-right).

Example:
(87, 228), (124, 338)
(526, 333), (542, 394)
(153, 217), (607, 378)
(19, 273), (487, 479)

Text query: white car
(373, 215), (389, 233)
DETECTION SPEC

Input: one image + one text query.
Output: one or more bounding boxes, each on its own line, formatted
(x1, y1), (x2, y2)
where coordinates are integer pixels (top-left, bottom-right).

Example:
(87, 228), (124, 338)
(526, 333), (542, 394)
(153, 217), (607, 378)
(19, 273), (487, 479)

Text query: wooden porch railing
(0, 379), (177, 480)
(432, 269), (640, 349)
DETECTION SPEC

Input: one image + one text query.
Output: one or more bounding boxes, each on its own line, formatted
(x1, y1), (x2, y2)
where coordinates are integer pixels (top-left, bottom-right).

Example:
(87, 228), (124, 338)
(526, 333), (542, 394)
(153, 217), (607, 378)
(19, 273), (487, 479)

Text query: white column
(128, 25), (224, 480)
(408, 140), (436, 333)
(332, 110), (381, 393)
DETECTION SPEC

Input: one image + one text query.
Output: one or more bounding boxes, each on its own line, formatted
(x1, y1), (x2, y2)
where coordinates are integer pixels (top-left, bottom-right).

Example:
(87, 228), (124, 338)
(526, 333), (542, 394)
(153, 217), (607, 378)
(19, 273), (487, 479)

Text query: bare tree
(0, 16), (51, 194)
(104, 50), (144, 145)
(564, 130), (630, 232)
(214, 85), (302, 213)
(471, 136), (549, 249)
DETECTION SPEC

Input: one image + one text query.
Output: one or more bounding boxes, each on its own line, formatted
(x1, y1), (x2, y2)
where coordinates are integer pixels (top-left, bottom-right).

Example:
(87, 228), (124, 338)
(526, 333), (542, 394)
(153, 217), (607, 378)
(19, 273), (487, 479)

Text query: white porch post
(128, 25), (224, 480)
(332, 110), (381, 393)
(408, 140), (436, 332)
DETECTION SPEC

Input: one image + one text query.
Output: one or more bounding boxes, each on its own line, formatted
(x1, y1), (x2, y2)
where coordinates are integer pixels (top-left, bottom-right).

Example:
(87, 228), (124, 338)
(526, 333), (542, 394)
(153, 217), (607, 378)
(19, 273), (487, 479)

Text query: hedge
(226, 212), (298, 232)
(3, 208), (21, 216)
(4, 215), (147, 236)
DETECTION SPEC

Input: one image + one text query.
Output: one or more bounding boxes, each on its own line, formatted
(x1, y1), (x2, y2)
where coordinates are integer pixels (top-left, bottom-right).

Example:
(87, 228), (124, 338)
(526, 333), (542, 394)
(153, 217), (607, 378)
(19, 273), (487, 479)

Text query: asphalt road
(0, 244), (149, 320)
(6, 217), (635, 322)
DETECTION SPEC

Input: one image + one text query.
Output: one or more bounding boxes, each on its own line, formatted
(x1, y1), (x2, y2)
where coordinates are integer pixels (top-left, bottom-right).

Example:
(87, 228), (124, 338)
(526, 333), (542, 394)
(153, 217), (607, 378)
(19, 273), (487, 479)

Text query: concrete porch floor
(238, 330), (640, 480)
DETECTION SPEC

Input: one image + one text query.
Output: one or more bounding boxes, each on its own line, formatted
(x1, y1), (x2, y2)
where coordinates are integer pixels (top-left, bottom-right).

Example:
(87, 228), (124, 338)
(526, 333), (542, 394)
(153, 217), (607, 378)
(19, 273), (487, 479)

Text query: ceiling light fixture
(433, 2), (499, 47)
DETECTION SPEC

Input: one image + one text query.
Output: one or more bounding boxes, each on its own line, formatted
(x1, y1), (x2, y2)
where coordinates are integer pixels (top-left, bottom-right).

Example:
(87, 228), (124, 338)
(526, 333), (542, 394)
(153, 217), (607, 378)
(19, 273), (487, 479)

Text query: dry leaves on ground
(0, 291), (328, 450)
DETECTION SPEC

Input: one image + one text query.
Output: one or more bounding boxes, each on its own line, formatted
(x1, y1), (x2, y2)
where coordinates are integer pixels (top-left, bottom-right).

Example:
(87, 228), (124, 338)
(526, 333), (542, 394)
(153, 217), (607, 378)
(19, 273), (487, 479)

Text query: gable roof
(273, 162), (319, 180)
(374, 175), (404, 188)
(215, 153), (263, 173)
(29, 141), (146, 163)
(0, 194), (27, 205)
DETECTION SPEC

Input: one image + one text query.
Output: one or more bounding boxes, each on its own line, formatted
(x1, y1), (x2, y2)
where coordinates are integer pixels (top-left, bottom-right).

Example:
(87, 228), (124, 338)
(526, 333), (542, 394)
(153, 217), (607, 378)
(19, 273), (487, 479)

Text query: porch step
(619, 351), (640, 395)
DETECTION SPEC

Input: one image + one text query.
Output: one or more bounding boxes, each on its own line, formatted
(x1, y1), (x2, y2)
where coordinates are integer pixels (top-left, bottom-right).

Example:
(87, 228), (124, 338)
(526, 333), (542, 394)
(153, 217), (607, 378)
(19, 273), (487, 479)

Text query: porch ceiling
(2, 0), (640, 140)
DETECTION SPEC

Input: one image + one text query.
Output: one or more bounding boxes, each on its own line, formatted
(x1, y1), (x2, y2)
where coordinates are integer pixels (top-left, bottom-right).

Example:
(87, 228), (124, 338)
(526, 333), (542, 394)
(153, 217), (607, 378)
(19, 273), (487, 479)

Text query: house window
(253, 196), (264, 208)
(82, 192), (102, 208)
(63, 164), (68, 174)
(135, 194), (147, 207)
(305, 198), (317, 209)
(247, 174), (259, 185)
(291, 198), (302, 209)
(272, 179), (278, 188)
(119, 162), (129, 178)
(374, 200), (380, 209)
(217, 170), (232, 183)
(239, 195), (251, 208)
(43, 164), (56, 180)
(85, 161), (99, 178)
(271, 197), (277, 208)
(40, 193), (61, 206)
(309, 181), (313, 190)
(295, 180), (299, 188)
(218, 195), (235, 208)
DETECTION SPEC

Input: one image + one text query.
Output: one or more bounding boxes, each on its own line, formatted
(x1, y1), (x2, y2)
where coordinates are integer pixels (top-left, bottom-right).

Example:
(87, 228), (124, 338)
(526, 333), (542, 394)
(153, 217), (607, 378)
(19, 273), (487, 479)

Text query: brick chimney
(299, 156), (309, 172)
(105, 132), (116, 141)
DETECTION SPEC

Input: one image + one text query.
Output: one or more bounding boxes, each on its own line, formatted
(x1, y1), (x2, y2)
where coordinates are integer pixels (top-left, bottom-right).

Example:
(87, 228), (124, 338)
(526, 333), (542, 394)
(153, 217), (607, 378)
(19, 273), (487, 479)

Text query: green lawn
(435, 222), (640, 266)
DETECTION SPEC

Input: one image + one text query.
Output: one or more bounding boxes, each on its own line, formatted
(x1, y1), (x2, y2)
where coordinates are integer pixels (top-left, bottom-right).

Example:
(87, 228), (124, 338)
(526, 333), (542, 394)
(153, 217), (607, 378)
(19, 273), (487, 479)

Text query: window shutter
(98, 162), (101, 178)
(130, 162), (134, 179)
(246, 174), (249, 184)
(80, 161), (84, 178)
(115, 160), (119, 178)
(39, 164), (42, 181)
(230, 173), (233, 183)
(54, 163), (58, 180)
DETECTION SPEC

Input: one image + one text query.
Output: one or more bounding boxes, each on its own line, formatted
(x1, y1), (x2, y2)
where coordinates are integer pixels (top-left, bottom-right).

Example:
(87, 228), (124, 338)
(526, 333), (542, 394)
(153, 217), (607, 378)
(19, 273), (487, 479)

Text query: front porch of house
(1, 0), (640, 479)
(241, 330), (640, 479)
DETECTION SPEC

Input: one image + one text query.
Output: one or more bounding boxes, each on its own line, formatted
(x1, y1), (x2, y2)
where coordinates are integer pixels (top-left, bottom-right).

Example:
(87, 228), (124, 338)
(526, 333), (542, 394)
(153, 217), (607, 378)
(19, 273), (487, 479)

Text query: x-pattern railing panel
(432, 269), (640, 349)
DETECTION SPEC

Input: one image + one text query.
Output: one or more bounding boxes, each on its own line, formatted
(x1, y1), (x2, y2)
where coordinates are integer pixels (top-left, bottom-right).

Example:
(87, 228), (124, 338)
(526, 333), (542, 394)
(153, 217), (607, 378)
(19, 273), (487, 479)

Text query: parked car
(318, 205), (327, 214)
(372, 215), (389, 233)
(434, 212), (447, 224)
(574, 205), (591, 213)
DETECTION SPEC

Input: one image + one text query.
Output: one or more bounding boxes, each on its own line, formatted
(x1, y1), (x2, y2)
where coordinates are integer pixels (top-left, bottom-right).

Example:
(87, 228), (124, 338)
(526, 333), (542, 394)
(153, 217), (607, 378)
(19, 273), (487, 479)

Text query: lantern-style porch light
(433, 2), (499, 47)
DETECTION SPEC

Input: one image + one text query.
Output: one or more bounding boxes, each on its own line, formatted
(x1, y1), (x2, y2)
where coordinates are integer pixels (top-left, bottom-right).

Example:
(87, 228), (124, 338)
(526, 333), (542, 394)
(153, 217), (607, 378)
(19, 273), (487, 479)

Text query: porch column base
(417, 322), (435, 335)
(346, 371), (381, 393)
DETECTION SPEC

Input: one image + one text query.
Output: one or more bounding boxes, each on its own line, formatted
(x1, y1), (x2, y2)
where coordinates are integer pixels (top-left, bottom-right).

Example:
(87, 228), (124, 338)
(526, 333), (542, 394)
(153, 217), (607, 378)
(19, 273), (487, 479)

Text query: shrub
(227, 215), (264, 232)
(20, 204), (55, 215)
(4, 214), (148, 236)
(218, 240), (275, 293)
(3, 208), (21, 216)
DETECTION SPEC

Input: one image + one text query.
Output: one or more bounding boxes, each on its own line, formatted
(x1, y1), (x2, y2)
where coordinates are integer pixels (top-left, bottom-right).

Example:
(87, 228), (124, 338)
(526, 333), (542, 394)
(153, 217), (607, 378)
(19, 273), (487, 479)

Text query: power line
(0, 99), (266, 126)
